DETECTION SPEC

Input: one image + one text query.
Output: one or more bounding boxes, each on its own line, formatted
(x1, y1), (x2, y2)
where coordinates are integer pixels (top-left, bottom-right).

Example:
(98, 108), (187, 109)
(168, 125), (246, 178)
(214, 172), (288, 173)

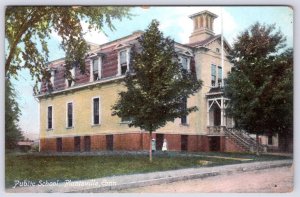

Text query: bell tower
(189, 10), (218, 43)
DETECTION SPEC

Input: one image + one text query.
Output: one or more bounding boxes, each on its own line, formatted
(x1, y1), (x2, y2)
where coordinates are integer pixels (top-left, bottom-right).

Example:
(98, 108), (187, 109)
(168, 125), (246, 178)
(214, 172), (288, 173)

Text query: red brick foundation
(224, 136), (246, 152)
(40, 133), (245, 153)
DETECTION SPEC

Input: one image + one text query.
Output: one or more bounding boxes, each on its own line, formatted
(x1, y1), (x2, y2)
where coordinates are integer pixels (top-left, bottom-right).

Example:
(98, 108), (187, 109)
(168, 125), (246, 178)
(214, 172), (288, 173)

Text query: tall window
(47, 106), (53, 129)
(120, 50), (127, 75)
(211, 64), (216, 87)
(92, 58), (99, 81)
(67, 102), (73, 128)
(181, 97), (187, 125)
(93, 98), (100, 125)
(217, 66), (222, 87)
(181, 57), (189, 70)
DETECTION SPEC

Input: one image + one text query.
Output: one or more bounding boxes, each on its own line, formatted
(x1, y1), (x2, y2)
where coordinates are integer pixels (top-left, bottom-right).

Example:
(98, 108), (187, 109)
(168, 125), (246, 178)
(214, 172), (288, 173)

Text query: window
(66, 66), (75, 87)
(211, 64), (216, 87)
(121, 116), (133, 123)
(217, 66), (222, 87)
(92, 97), (100, 125)
(181, 57), (189, 70)
(118, 48), (130, 76)
(93, 58), (99, 81)
(50, 70), (55, 89)
(120, 50), (127, 75)
(67, 102), (73, 128)
(90, 57), (101, 82)
(216, 48), (220, 53)
(181, 97), (187, 125)
(47, 106), (53, 129)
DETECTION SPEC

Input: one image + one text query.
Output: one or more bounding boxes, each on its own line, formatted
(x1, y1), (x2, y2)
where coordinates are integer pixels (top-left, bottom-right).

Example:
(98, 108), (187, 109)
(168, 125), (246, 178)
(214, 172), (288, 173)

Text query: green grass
(5, 152), (291, 188)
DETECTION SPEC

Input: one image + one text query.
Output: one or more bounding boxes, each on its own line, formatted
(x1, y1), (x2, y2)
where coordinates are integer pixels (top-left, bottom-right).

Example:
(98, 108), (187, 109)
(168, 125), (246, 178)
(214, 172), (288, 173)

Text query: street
(119, 166), (293, 193)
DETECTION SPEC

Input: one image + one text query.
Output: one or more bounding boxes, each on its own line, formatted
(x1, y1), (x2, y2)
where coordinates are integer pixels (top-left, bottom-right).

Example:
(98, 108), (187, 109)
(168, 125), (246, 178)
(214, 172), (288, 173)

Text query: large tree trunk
(256, 133), (260, 156)
(149, 131), (153, 162)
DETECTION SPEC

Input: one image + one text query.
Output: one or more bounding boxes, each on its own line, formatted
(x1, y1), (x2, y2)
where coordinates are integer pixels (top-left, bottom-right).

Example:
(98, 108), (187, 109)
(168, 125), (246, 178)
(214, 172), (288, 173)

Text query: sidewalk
(6, 159), (292, 193)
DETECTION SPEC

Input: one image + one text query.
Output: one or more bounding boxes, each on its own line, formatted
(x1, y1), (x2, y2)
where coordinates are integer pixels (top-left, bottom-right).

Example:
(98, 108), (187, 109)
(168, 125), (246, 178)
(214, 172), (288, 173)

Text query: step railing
(224, 127), (267, 153)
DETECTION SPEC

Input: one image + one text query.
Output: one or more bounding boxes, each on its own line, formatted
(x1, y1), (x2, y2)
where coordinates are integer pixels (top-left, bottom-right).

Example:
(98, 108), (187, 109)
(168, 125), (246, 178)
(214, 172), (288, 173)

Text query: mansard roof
(187, 34), (232, 52)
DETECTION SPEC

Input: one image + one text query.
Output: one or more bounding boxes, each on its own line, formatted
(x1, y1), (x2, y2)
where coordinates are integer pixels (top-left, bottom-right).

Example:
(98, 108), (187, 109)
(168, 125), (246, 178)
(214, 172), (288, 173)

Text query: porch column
(207, 100), (210, 126)
(220, 98), (225, 126)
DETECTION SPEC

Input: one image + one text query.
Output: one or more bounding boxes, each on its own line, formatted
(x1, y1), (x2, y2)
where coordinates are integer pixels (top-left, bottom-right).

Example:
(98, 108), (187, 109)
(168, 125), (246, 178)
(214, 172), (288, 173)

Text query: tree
(5, 6), (131, 93)
(112, 20), (202, 161)
(224, 23), (293, 152)
(5, 78), (24, 150)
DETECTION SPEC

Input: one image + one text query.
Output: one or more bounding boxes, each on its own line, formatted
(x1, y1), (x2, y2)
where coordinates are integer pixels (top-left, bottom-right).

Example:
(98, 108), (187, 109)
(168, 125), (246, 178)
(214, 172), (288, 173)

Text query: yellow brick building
(37, 10), (247, 152)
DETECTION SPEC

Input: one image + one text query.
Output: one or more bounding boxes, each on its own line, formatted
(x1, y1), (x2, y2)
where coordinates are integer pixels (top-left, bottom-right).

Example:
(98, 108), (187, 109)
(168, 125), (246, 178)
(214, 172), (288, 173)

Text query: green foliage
(112, 20), (202, 132)
(225, 22), (293, 136)
(5, 78), (24, 150)
(5, 6), (131, 93)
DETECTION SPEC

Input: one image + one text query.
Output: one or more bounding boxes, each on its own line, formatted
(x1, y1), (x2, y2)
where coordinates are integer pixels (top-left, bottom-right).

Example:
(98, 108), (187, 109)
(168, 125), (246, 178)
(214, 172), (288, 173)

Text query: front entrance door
(181, 135), (188, 151)
(106, 135), (113, 151)
(84, 136), (91, 152)
(214, 107), (221, 126)
(74, 136), (81, 152)
(156, 134), (164, 150)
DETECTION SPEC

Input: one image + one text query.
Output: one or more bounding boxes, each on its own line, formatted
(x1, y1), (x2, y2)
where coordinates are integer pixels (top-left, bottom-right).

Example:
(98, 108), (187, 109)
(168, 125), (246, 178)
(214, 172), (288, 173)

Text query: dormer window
(180, 56), (190, 71)
(66, 66), (75, 88)
(117, 46), (131, 76)
(50, 69), (55, 87)
(90, 54), (102, 82)
(120, 50), (127, 75)
(46, 69), (55, 91)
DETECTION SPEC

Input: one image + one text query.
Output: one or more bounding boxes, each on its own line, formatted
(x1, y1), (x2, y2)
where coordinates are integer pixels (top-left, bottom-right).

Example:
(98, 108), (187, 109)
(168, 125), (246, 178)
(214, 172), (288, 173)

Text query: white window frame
(90, 56), (102, 82)
(66, 101), (74, 128)
(179, 56), (191, 71)
(120, 116), (133, 124)
(91, 96), (101, 125)
(117, 47), (131, 76)
(65, 66), (75, 87)
(211, 64), (217, 87)
(50, 69), (55, 87)
(47, 105), (54, 130)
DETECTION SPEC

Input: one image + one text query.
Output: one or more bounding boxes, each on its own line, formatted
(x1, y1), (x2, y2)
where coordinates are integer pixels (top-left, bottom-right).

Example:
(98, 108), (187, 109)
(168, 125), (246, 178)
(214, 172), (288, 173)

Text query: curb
(76, 160), (293, 193)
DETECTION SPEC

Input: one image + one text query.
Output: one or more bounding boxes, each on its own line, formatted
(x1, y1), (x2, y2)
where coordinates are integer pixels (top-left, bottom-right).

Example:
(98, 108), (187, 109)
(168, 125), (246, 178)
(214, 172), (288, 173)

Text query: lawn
(5, 152), (291, 188)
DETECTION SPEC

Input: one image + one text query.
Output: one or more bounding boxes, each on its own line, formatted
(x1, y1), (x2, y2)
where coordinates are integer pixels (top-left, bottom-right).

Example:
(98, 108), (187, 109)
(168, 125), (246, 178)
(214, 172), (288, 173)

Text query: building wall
(193, 40), (232, 134)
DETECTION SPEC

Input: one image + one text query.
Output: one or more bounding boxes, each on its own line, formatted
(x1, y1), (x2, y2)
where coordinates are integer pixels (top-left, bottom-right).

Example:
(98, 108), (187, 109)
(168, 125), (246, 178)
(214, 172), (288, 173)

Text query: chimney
(189, 10), (218, 43)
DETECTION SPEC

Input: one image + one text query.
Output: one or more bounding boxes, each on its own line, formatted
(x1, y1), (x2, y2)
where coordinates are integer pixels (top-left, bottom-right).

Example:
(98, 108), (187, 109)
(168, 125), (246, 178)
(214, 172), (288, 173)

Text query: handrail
(224, 127), (267, 152)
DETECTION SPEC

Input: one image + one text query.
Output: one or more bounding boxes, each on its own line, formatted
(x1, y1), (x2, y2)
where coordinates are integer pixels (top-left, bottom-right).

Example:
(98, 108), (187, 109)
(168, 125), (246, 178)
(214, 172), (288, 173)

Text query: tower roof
(189, 10), (218, 19)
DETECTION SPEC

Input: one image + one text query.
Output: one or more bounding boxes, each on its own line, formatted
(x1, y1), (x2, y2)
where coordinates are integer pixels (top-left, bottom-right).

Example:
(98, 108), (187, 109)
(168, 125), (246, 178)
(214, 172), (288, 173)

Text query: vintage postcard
(4, 5), (293, 193)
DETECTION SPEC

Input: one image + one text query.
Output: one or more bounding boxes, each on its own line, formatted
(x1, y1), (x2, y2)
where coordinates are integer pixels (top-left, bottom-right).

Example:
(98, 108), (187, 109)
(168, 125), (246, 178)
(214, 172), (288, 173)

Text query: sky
(10, 6), (293, 136)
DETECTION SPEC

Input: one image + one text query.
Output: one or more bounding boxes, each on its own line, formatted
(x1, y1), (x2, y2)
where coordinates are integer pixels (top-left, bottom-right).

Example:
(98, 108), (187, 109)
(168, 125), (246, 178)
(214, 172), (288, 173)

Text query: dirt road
(119, 166), (293, 193)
